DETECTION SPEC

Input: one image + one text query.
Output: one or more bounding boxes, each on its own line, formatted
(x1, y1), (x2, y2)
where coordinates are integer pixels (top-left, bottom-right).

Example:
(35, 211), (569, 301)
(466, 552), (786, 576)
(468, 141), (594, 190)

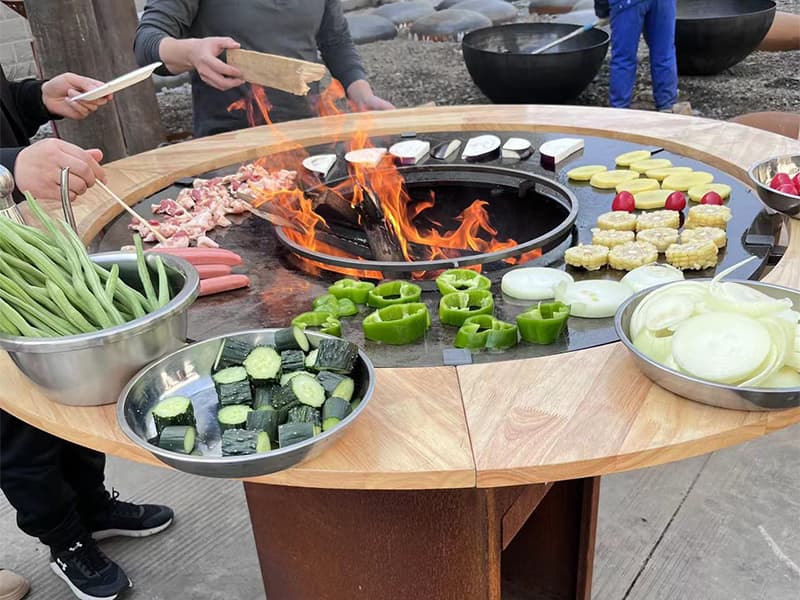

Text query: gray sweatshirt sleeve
(134, 0), (200, 75)
(316, 0), (368, 90)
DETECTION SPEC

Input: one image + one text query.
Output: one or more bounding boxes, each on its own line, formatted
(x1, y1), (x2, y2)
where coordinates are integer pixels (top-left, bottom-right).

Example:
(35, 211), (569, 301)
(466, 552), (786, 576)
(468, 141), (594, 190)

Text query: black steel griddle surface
(95, 132), (779, 368)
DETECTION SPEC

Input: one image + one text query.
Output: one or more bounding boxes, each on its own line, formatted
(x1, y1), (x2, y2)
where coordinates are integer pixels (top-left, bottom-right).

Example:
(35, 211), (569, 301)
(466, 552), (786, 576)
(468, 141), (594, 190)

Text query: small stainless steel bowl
(0, 252), (199, 406)
(614, 279), (800, 411)
(747, 154), (800, 218)
(117, 329), (376, 478)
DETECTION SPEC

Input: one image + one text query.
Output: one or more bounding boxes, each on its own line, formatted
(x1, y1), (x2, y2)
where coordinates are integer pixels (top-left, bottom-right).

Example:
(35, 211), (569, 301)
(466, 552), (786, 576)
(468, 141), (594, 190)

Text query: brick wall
(0, 4), (35, 79)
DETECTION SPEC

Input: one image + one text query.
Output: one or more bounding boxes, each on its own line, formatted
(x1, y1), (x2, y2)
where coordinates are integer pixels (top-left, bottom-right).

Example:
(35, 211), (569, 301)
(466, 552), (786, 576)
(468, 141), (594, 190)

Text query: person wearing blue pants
(595, 0), (678, 111)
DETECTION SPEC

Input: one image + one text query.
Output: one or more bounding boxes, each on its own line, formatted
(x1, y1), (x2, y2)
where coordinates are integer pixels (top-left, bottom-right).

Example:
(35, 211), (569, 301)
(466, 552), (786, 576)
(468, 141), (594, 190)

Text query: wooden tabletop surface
(2, 105), (800, 490)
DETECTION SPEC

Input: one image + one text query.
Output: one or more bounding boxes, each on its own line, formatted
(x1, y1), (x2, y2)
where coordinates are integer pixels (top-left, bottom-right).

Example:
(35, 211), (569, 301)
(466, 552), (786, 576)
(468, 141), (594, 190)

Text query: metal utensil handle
(60, 166), (78, 233)
(530, 19), (608, 55)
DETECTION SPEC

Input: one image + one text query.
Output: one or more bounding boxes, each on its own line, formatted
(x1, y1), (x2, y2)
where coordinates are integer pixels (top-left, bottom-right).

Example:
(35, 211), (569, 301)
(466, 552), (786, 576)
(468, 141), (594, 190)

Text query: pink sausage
(199, 274), (251, 297)
(195, 264), (232, 279)
(149, 247), (243, 266)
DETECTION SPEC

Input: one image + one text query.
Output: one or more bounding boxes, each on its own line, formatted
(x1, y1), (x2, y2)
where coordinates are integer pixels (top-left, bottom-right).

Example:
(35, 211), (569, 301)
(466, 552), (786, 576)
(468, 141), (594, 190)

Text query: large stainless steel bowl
(748, 154), (800, 218)
(0, 252), (199, 406)
(117, 329), (376, 478)
(614, 280), (800, 411)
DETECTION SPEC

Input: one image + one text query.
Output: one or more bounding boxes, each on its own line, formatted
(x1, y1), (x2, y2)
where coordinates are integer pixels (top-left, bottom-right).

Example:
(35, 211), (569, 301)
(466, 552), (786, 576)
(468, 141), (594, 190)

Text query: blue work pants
(609, 0), (678, 110)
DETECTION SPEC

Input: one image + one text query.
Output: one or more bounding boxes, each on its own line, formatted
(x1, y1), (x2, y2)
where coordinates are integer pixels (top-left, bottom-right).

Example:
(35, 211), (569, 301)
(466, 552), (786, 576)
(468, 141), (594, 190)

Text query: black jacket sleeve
(7, 78), (53, 138)
(316, 0), (367, 91)
(594, 0), (610, 18)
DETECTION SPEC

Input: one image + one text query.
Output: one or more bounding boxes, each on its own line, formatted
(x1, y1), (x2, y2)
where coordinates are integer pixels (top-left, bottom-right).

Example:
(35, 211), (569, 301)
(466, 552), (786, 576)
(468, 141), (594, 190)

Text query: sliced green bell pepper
(292, 311), (342, 337)
(439, 289), (494, 327)
(312, 293), (358, 317)
(328, 278), (375, 305)
(366, 280), (422, 308)
(516, 301), (570, 345)
(454, 315), (518, 350)
(362, 302), (430, 345)
(436, 268), (491, 296)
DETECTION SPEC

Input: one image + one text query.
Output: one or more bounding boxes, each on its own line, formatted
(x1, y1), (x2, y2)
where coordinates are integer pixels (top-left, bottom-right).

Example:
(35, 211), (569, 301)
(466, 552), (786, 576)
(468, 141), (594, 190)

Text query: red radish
(777, 183), (799, 197)
(770, 173), (791, 189)
(793, 173), (800, 190)
(199, 274), (250, 297)
(612, 191), (635, 212)
(665, 191), (686, 211)
(148, 247), (242, 266)
(195, 264), (232, 279)
(700, 191), (724, 205)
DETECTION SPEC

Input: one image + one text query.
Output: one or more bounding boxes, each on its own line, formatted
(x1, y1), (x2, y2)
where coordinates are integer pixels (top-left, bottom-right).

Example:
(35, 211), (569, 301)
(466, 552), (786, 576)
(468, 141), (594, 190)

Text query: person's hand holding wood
(42, 72), (111, 119)
(159, 36), (245, 91)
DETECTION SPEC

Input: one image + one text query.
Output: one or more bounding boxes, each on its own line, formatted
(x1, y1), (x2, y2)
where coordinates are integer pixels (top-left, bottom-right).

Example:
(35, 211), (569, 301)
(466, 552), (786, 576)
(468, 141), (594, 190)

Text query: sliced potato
(567, 165), (608, 181)
(617, 178), (661, 194)
(615, 150), (651, 167)
(629, 158), (673, 174)
(645, 166), (693, 181)
(687, 183), (732, 203)
(662, 171), (714, 191)
(634, 189), (672, 210)
(590, 169), (640, 189)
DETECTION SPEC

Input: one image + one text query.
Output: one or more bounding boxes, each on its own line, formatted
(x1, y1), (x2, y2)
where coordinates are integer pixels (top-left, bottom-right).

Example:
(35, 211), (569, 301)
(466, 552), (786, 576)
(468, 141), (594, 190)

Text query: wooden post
(25, 0), (164, 161)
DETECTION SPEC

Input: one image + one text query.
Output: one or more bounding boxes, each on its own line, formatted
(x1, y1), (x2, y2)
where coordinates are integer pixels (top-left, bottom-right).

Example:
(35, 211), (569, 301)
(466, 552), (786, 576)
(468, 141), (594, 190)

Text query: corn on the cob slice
(687, 183), (732, 202)
(636, 210), (680, 231)
(636, 227), (680, 252)
(590, 170), (641, 189)
(591, 228), (635, 248)
(680, 226), (727, 248)
(665, 240), (719, 270)
(685, 204), (732, 229)
(662, 171), (714, 191)
(567, 165), (607, 181)
(564, 244), (609, 270)
(645, 166), (693, 181)
(617, 178), (660, 194)
(634, 189), (671, 210)
(629, 158), (673, 174)
(596, 211), (637, 231)
(608, 241), (659, 271)
(615, 149), (651, 167)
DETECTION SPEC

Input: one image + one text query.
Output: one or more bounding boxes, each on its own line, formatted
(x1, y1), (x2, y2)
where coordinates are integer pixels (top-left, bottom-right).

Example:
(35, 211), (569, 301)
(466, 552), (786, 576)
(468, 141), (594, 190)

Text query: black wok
(462, 23), (609, 104)
(675, 0), (776, 75)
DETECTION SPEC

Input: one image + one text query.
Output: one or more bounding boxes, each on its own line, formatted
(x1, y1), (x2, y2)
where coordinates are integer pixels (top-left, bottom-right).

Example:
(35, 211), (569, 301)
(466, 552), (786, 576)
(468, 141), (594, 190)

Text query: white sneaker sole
(49, 563), (131, 600)
(91, 517), (173, 541)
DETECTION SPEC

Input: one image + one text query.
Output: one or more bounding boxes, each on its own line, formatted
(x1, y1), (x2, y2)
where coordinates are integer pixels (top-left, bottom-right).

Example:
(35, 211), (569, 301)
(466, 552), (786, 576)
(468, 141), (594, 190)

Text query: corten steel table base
(244, 478), (599, 600)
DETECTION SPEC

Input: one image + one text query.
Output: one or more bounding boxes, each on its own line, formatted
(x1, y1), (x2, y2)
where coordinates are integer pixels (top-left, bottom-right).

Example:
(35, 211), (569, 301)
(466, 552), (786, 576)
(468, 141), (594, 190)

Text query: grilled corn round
(680, 226), (727, 248)
(596, 211), (638, 231)
(665, 240), (719, 270)
(608, 241), (659, 271)
(636, 227), (680, 252)
(591, 228), (636, 248)
(564, 244), (609, 271)
(685, 204), (732, 229)
(636, 210), (681, 231)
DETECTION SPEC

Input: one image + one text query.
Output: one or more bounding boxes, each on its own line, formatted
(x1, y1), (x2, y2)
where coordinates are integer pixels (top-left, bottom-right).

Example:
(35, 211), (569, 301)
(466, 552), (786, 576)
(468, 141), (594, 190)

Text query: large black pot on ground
(462, 23), (609, 104)
(676, 0), (776, 75)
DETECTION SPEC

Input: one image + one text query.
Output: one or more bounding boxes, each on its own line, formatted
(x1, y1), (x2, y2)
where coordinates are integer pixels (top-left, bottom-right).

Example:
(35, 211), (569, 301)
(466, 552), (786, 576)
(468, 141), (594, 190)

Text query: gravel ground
(155, 0), (799, 135)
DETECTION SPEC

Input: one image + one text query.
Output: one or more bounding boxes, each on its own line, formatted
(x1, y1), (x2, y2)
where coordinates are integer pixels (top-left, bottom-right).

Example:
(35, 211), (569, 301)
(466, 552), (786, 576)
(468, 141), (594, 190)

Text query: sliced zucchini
(313, 338), (359, 374)
(158, 425), (196, 454)
(287, 405), (322, 434)
(243, 346), (281, 384)
(278, 422), (315, 447)
(216, 380), (253, 407)
(247, 407), (278, 441)
(279, 370), (307, 387)
(271, 386), (300, 423)
(152, 395), (195, 434)
(289, 373), (326, 408)
(217, 404), (252, 432)
(221, 429), (270, 456)
(253, 383), (280, 410)
(281, 349), (306, 373)
(351, 397), (362, 412)
(213, 338), (252, 371)
(316, 372), (355, 401)
(304, 348), (319, 370)
(322, 396), (352, 431)
(273, 326), (310, 352)
(212, 366), (248, 385)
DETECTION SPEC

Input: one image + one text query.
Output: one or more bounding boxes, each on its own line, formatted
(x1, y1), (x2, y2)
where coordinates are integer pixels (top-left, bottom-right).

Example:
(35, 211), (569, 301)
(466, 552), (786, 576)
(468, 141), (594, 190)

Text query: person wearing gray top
(134, 0), (393, 137)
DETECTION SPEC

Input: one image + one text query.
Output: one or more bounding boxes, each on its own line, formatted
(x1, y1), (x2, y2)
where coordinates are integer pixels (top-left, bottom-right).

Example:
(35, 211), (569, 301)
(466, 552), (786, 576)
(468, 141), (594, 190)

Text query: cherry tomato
(793, 173), (800, 190)
(770, 173), (791, 189)
(777, 183), (800, 197)
(664, 191), (686, 211)
(611, 191), (635, 212)
(700, 191), (724, 205)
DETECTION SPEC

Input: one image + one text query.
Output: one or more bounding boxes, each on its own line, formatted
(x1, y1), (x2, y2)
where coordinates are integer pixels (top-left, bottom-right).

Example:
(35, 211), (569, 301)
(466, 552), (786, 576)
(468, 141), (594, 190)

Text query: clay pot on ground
(757, 11), (800, 51)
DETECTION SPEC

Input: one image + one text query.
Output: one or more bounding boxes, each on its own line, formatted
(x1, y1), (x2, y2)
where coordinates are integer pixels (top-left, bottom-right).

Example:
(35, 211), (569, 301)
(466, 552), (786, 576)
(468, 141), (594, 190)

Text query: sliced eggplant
(430, 139), (461, 160)
(462, 135), (501, 162)
(302, 154), (337, 178)
(389, 140), (430, 165)
(501, 137), (533, 160)
(344, 147), (387, 168)
(539, 137), (584, 167)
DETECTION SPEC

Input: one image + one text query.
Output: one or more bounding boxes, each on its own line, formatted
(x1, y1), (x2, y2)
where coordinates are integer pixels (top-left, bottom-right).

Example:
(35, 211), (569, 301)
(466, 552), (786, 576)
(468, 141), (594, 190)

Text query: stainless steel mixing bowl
(0, 252), (199, 406)
(117, 329), (376, 478)
(614, 279), (800, 411)
(748, 154), (800, 218)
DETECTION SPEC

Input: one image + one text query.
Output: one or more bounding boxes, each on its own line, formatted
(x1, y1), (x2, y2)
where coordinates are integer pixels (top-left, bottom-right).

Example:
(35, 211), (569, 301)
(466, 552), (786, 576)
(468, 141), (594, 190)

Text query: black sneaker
(87, 490), (174, 541)
(49, 537), (131, 600)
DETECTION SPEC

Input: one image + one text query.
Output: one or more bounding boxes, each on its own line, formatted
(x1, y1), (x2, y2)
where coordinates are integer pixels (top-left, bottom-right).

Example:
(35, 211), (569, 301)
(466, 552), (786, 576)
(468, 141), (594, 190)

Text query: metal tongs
(60, 166), (79, 232)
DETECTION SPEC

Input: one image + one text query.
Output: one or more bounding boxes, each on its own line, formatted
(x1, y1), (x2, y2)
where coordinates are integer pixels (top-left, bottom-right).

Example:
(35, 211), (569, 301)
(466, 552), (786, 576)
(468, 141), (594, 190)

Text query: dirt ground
(156, 0), (799, 135)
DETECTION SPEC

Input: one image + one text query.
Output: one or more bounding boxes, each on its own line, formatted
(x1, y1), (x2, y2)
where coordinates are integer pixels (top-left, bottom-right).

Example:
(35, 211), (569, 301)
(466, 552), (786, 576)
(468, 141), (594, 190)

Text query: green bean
(0, 250), (46, 284)
(0, 298), (44, 337)
(105, 263), (119, 298)
(45, 280), (97, 333)
(3, 217), (69, 271)
(155, 256), (170, 308)
(0, 308), (20, 336)
(0, 255), (60, 314)
(133, 234), (158, 311)
(0, 287), (77, 336)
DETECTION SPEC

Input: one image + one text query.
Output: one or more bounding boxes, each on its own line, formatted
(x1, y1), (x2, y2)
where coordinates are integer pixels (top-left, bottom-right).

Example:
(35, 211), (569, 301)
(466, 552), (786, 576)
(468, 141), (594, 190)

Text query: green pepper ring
(329, 278), (375, 305)
(516, 301), (570, 345)
(362, 302), (430, 345)
(439, 289), (495, 327)
(367, 280), (422, 308)
(454, 315), (518, 350)
(292, 311), (342, 337)
(436, 268), (492, 296)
